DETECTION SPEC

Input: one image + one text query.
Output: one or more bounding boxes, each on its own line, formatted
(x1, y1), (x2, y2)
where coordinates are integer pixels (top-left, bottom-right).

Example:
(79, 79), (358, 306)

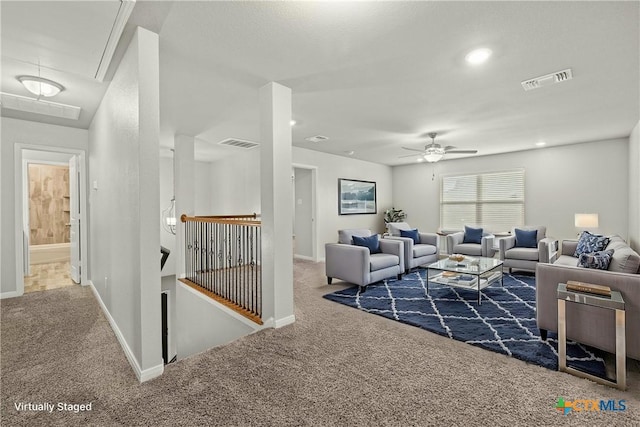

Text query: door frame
(14, 144), (89, 295)
(292, 163), (318, 262)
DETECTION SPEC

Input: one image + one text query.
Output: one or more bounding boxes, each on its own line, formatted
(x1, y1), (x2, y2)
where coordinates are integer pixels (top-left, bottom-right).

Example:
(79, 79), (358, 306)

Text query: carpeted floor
(1, 260), (639, 426)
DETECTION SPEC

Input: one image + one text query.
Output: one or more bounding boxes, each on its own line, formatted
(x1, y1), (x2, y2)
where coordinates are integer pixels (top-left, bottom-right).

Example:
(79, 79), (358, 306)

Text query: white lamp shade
(423, 147), (445, 163)
(574, 213), (599, 228)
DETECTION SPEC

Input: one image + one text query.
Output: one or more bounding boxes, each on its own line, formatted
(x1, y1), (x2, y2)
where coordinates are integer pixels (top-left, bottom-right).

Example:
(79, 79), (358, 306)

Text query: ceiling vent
(304, 135), (329, 143)
(218, 138), (259, 149)
(521, 68), (573, 91)
(0, 92), (81, 120)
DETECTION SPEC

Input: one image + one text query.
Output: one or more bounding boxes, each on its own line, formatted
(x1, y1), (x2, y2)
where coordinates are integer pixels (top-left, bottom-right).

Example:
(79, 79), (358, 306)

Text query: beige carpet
(1, 260), (639, 426)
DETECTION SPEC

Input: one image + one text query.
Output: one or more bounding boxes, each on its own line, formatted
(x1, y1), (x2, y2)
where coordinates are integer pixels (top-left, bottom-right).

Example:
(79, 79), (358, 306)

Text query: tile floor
(24, 261), (76, 293)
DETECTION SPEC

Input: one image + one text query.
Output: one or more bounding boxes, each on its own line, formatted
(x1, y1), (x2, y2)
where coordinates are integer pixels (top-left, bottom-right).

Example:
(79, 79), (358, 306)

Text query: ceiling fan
(400, 132), (478, 163)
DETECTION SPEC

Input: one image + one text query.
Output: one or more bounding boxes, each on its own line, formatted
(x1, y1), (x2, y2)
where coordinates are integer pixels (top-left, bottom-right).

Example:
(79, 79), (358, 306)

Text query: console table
(557, 283), (626, 390)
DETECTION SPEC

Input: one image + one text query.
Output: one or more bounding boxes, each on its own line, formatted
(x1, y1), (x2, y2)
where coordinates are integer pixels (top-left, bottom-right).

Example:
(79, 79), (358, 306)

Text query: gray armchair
(447, 228), (495, 257)
(325, 229), (404, 292)
(384, 222), (438, 273)
(499, 225), (556, 273)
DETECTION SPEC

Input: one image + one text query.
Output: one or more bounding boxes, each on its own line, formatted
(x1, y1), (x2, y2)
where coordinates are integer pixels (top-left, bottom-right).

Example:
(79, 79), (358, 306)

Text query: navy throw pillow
(463, 226), (483, 244)
(515, 228), (538, 248)
(578, 249), (614, 270)
(400, 228), (420, 244)
(574, 231), (610, 257)
(352, 234), (381, 254)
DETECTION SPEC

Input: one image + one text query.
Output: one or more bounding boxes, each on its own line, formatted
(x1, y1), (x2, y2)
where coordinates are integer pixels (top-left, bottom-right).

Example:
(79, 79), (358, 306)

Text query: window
(440, 169), (524, 232)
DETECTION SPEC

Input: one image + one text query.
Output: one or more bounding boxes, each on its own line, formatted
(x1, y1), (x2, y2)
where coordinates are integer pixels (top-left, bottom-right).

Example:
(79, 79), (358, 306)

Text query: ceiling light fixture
(535, 141), (546, 147)
(17, 75), (64, 98)
(290, 120), (297, 126)
(423, 146), (445, 163)
(465, 48), (492, 65)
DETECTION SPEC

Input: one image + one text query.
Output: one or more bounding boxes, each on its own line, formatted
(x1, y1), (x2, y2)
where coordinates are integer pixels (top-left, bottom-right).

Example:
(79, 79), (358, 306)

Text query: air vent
(521, 68), (573, 91)
(0, 92), (81, 120)
(304, 135), (329, 143)
(218, 138), (259, 149)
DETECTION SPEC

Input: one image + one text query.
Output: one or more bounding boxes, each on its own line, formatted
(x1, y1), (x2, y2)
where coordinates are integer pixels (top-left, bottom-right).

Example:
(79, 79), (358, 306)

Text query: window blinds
(440, 169), (525, 232)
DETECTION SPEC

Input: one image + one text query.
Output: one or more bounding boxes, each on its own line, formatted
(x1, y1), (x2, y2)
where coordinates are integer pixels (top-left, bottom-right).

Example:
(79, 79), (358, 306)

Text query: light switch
(93, 180), (98, 190)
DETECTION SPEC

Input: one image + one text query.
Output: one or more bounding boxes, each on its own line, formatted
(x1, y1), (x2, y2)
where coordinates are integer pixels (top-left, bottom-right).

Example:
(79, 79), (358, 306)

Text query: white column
(174, 134), (195, 279)
(259, 82), (295, 327)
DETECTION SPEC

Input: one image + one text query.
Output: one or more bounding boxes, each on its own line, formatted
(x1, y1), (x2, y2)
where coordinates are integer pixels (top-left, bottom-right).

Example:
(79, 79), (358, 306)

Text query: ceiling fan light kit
(400, 132), (478, 163)
(17, 75), (64, 98)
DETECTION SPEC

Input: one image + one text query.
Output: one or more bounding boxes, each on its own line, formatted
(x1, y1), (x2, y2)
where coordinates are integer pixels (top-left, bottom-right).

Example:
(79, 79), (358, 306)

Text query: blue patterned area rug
(323, 270), (607, 376)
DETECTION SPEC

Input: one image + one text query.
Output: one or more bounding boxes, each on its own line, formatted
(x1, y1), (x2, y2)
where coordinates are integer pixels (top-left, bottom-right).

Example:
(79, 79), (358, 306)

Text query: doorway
(292, 165), (318, 261)
(15, 146), (88, 296)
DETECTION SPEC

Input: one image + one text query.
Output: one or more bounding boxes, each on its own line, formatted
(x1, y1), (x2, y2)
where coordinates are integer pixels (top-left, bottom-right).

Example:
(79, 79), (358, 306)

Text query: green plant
(384, 207), (406, 223)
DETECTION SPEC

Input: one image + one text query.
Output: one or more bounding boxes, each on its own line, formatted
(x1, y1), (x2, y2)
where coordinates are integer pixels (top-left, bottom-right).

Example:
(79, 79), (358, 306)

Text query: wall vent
(0, 92), (81, 120)
(304, 135), (329, 143)
(218, 138), (259, 149)
(521, 68), (573, 91)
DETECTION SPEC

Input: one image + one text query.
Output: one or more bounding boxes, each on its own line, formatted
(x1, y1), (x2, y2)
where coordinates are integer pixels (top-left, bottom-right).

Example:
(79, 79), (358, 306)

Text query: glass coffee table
(426, 257), (504, 305)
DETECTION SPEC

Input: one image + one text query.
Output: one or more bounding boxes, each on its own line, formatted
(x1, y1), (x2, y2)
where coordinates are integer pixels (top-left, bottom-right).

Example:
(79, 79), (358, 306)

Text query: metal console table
(557, 283), (626, 390)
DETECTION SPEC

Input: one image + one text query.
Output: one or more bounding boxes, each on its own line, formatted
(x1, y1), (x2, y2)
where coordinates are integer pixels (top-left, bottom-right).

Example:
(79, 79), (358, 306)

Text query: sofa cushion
(400, 228), (420, 244)
(554, 255), (579, 267)
(505, 247), (539, 261)
(370, 253), (399, 271)
(414, 244), (437, 258)
(338, 229), (371, 244)
(578, 250), (615, 270)
(353, 234), (381, 254)
(515, 228), (537, 248)
(453, 243), (483, 256)
(463, 226), (483, 244)
(388, 222), (411, 236)
(574, 231), (610, 257)
(607, 245), (640, 274)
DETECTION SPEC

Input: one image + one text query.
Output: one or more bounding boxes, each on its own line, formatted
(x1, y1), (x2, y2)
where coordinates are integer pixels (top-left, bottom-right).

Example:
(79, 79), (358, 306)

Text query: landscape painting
(338, 179), (377, 215)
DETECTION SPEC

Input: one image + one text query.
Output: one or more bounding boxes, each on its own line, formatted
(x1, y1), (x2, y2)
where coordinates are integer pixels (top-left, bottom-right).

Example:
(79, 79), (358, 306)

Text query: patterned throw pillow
(574, 231), (610, 257)
(578, 249), (615, 270)
(400, 228), (420, 244)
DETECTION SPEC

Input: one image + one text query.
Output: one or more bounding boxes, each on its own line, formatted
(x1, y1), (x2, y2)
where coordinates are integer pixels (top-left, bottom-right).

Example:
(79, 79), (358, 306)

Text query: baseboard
(293, 254), (314, 261)
(0, 291), (20, 299)
(274, 314), (296, 328)
(88, 281), (163, 383)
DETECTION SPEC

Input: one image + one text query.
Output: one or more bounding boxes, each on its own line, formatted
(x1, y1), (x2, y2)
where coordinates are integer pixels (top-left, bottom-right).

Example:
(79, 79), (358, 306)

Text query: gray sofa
(384, 222), (438, 273)
(536, 235), (640, 361)
(499, 225), (556, 273)
(325, 229), (404, 291)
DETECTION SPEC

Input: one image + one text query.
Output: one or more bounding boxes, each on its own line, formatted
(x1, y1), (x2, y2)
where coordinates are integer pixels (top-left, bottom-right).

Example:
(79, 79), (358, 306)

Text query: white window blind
(440, 169), (525, 232)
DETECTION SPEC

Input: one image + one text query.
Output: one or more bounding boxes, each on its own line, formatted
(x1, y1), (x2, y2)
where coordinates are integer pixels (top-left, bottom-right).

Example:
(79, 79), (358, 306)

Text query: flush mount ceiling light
(17, 75), (64, 97)
(535, 141), (547, 147)
(465, 48), (492, 65)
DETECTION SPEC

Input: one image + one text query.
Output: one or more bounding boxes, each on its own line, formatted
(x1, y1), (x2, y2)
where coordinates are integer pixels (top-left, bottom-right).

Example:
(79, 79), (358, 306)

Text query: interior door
(69, 155), (81, 283)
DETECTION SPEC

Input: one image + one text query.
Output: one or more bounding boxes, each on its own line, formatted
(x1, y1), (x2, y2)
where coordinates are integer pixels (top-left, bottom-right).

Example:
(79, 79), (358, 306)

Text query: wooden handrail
(180, 214), (261, 226)
(195, 213), (259, 219)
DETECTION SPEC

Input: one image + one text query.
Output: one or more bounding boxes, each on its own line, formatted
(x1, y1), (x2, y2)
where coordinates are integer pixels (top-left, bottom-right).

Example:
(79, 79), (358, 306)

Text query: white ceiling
(2, 1), (639, 166)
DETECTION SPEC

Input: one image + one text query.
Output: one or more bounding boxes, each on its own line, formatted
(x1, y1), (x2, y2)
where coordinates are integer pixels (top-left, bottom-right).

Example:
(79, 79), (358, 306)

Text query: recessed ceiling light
(416, 158), (424, 162)
(290, 120), (297, 126)
(344, 150), (355, 156)
(17, 75), (64, 97)
(535, 141), (546, 147)
(465, 48), (492, 65)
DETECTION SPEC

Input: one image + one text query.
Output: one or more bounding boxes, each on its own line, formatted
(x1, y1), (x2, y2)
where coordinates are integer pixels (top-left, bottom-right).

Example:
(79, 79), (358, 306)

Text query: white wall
(629, 121), (640, 251)
(294, 167), (313, 258)
(208, 149), (261, 215)
(393, 138), (629, 241)
(0, 117), (88, 296)
(88, 27), (162, 380)
(293, 147), (393, 260)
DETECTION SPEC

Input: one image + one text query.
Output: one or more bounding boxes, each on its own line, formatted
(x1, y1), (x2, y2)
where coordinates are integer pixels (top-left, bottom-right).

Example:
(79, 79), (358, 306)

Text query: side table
(557, 283), (626, 390)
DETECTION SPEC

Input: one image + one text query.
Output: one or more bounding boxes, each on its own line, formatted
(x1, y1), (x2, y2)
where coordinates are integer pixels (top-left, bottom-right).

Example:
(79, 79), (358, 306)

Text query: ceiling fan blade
(399, 153), (422, 158)
(401, 147), (425, 152)
(444, 145), (456, 151)
(445, 149), (478, 154)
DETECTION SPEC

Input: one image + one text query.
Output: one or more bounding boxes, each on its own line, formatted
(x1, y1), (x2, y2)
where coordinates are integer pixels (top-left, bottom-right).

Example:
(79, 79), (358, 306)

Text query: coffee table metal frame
(426, 257), (504, 305)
